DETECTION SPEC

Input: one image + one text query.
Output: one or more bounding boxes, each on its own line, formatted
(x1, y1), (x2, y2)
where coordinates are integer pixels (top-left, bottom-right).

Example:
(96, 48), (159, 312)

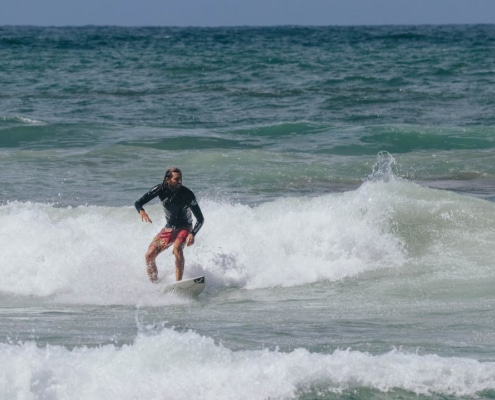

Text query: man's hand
(139, 210), (152, 223)
(186, 233), (195, 246)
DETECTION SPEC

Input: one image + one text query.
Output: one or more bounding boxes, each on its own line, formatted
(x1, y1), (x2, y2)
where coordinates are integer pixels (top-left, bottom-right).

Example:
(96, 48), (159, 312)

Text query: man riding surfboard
(134, 167), (204, 282)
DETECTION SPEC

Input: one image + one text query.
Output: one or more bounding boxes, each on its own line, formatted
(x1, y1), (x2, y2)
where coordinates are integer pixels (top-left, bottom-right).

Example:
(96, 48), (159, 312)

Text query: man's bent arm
(190, 203), (204, 236)
(134, 184), (161, 212)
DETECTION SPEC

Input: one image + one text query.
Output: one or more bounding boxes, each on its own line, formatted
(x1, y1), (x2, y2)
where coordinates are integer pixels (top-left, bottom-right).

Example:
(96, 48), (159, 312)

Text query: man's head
(163, 167), (182, 191)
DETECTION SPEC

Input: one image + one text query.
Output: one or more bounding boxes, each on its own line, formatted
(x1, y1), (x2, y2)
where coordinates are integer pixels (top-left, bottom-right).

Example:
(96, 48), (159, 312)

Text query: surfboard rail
(162, 275), (205, 297)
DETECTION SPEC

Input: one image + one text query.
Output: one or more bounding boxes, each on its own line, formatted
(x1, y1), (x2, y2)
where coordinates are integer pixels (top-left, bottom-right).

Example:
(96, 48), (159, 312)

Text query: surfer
(134, 167), (204, 283)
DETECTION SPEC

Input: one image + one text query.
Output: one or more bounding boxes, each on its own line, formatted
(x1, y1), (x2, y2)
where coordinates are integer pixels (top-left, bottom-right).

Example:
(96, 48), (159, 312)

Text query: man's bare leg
(145, 245), (160, 283)
(173, 243), (185, 281)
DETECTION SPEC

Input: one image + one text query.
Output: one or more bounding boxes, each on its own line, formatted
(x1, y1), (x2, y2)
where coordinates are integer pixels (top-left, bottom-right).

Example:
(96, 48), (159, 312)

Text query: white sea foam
(0, 187), (405, 303)
(2, 173), (495, 304)
(1, 327), (495, 400)
(0, 114), (45, 124)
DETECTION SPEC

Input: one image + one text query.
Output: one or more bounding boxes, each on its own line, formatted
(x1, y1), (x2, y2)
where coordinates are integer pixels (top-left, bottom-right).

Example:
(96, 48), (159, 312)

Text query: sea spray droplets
(369, 151), (397, 183)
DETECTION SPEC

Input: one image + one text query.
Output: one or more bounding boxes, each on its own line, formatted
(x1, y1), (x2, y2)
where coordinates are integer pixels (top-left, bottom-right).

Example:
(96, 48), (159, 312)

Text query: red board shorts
(150, 226), (190, 253)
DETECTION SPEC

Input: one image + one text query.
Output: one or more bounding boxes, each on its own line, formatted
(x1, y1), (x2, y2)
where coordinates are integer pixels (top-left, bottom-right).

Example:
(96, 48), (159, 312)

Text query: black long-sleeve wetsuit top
(134, 184), (204, 236)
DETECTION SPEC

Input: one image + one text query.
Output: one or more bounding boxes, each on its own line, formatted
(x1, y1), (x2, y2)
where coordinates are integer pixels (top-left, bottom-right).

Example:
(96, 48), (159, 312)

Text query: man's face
(166, 172), (182, 191)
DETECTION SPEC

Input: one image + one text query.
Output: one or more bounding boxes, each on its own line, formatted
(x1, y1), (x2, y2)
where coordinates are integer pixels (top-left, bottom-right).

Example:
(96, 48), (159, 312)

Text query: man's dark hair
(163, 167), (182, 185)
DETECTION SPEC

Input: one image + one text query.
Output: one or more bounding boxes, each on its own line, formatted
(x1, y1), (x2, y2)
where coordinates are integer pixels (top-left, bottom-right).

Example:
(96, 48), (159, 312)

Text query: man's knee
(173, 244), (184, 259)
(145, 246), (160, 263)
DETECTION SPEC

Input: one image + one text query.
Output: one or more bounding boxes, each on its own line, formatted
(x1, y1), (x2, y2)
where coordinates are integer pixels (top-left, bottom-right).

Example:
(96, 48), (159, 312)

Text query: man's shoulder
(149, 184), (165, 195)
(179, 185), (195, 196)
(179, 186), (197, 202)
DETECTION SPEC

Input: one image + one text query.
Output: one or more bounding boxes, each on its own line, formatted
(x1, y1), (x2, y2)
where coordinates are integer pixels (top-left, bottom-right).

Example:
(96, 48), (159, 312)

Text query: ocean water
(2, 25), (495, 399)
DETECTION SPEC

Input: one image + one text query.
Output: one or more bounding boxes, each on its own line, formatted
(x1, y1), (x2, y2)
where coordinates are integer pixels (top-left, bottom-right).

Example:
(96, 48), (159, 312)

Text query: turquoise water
(1, 25), (495, 399)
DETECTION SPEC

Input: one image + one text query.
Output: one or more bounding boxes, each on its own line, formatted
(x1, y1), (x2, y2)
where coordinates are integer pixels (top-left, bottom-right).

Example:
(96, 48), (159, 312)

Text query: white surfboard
(163, 276), (205, 297)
